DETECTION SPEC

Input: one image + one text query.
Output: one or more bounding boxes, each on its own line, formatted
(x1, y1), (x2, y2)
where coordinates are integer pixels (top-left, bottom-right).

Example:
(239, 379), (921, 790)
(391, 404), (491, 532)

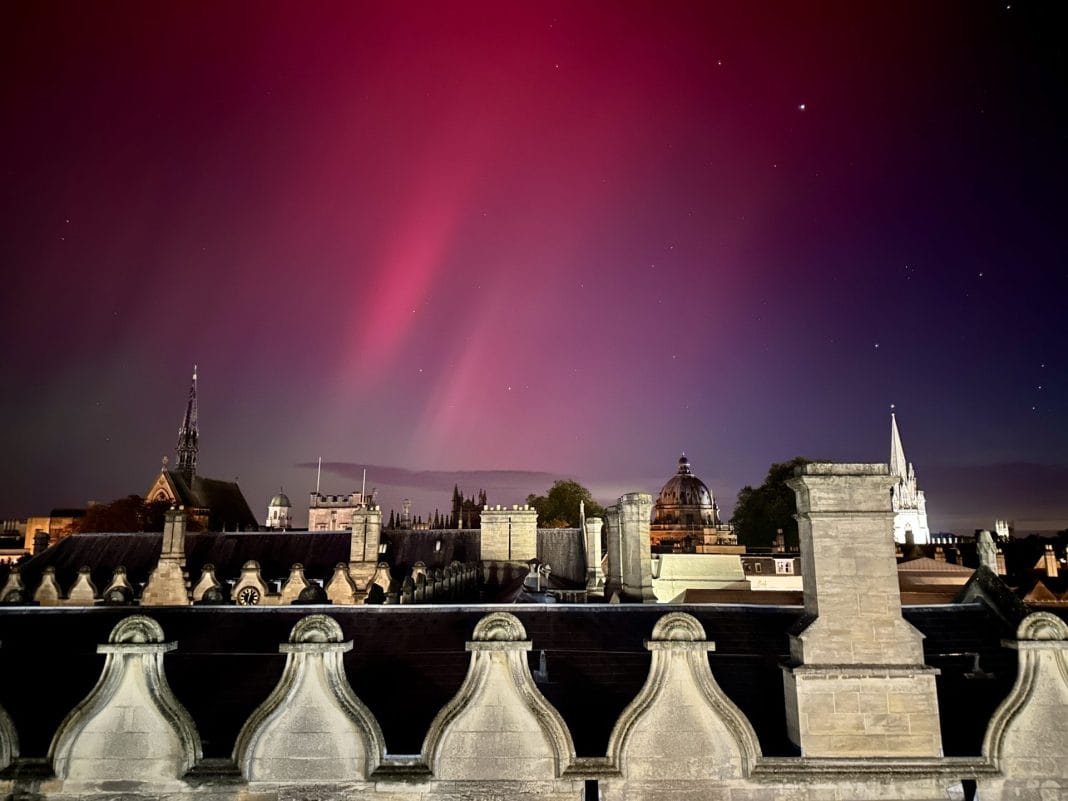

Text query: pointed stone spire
(176, 365), (199, 482)
(889, 406), (907, 478)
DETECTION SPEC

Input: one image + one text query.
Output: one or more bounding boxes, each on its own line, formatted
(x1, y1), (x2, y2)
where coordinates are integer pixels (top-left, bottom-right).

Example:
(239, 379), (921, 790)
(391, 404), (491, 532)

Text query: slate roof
(0, 602), (1024, 762)
(6, 527), (588, 600)
(165, 470), (258, 531)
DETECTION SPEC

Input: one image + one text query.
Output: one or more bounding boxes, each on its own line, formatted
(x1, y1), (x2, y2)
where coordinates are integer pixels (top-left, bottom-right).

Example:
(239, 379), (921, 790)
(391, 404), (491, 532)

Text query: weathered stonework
(480, 505), (538, 562)
(584, 516), (605, 597)
(617, 493), (656, 602)
(232, 560), (273, 606)
(48, 615), (201, 786)
(603, 505), (622, 601)
(234, 615), (384, 783)
(782, 463), (942, 758)
(326, 563), (358, 605)
(191, 563), (223, 602)
(423, 611), (575, 781)
(66, 566), (97, 605)
(34, 566), (63, 605)
(279, 563), (311, 604)
(142, 509), (191, 606)
(0, 643), (17, 771)
(348, 506), (382, 593)
(607, 612), (761, 783)
(981, 612), (1068, 798)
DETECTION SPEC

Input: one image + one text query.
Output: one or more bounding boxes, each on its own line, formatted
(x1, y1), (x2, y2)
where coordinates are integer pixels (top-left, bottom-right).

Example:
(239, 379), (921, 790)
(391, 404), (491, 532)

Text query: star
(798, 103), (806, 111)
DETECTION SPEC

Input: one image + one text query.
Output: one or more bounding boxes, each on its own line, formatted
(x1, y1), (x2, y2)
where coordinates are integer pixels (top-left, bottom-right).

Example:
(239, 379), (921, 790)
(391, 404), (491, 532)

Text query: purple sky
(2, 2), (1065, 532)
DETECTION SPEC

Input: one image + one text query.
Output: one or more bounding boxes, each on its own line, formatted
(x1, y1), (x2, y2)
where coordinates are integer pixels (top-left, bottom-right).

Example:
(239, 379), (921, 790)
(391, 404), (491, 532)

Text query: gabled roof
(164, 471), (258, 531)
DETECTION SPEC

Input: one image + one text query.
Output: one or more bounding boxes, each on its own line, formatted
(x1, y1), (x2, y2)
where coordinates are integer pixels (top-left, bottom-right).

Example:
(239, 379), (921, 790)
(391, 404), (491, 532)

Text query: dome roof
(657, 456), (713, 508)
(269, 492), (291, 508)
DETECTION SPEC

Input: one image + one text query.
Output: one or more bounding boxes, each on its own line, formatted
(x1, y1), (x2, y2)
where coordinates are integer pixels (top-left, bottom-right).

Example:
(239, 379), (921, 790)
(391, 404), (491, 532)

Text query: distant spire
(176, 365), (199, 481)
(889, 407), (907, 478)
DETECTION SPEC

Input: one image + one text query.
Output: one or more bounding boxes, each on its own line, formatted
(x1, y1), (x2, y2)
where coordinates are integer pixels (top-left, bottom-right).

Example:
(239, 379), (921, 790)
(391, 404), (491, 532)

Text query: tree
(730, 458), (812, 548)
(526, 480), (606, 528)
(74, 495), (174, 533)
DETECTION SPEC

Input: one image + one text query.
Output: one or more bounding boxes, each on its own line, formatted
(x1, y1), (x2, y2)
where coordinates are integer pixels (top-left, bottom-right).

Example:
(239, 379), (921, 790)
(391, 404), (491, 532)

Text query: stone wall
(480, 505), (538, 562)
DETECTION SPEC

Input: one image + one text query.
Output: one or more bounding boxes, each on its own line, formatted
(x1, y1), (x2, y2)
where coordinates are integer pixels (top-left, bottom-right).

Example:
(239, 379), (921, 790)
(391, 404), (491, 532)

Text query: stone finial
(191, 564), (223, 602)
(279, 563), (311, 604)
(49, 615), (201, 783)
(34, 566), (63, 606)
(423, 612), (575, 780)
(0, 567), (26, 604)
(0, 642), (18, 770)
(67, 566), (98, 605)
(983, 612), (1068, 792)
(326, 563), (358, 605)
(608, 612), (760, 781)
(234, 615), (384, 783)
(101, 566), (135, 605)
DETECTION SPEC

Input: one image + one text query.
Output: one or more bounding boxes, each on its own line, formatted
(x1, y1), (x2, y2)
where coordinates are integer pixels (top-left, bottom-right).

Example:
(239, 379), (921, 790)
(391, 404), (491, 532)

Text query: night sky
(2, 2), (1065, 532)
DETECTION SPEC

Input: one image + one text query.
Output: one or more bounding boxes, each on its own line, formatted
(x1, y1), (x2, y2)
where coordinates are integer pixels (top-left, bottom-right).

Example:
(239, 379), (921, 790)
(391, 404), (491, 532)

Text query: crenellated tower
(176, 365), (199, 483)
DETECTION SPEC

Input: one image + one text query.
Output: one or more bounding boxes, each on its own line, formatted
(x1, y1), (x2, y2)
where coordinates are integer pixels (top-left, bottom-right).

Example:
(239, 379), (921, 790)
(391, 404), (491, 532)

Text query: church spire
(176, 365), (199, 482)
(889, 406), (907, 478)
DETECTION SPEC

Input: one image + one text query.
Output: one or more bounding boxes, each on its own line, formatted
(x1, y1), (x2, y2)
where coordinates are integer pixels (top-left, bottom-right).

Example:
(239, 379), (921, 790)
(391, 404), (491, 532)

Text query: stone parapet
(0, 608), (1065, 799)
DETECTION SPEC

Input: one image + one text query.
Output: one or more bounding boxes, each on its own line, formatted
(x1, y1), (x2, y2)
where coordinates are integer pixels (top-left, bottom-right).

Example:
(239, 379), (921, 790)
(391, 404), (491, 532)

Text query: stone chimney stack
(141, 508), (191, 606)
(1043, 544), (1059, 578)
(617, 492), (656, 603)
(161, 507), (186, 557)
(348, 505), (382, 593)
(583, 516), (605, 597)
(782, 463), (941, 757)
(603, 506), (622, 601)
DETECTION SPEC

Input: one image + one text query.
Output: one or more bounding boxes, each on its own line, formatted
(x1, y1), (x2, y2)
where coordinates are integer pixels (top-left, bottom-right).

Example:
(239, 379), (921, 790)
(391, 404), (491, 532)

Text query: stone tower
(889, 411), (930, 545)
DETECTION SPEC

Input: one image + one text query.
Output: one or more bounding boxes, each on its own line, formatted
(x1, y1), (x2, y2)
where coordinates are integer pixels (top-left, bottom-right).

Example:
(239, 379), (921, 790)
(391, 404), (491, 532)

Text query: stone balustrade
(0, 609), (1064, 800)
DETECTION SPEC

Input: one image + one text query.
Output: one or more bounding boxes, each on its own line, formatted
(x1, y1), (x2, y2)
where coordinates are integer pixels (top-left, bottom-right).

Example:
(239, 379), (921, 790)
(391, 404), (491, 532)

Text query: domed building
(265, 491), (292, 530)
(650, 455), (738, 551)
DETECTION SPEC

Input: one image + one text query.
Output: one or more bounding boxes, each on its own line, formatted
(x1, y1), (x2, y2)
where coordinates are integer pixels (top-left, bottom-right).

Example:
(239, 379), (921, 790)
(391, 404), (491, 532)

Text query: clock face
(237, 586), (261, 606)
